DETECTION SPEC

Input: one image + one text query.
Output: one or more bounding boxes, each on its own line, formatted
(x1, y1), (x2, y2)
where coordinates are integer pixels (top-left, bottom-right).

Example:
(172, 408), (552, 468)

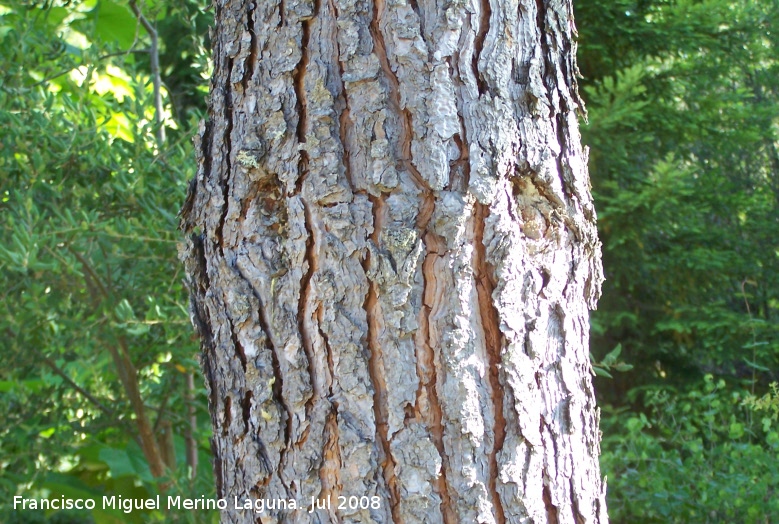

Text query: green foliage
(591, 344), (634, 378)
(578, 0), (779, 520)
(0, 1), (215, 522)
(581, 0), (779, 384)
(602, 376), (779, 522)
(743, 382), (779, 422)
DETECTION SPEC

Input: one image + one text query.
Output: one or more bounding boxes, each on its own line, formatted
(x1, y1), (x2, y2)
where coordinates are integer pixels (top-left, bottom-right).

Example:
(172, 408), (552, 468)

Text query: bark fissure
(293, 5), (313, 196)
(230, 255), (294, 495)
(316, 302), (341, 521)
(534, 0), (560, 112)
(243, 5), (258, 88)
(362, 194), (401, 521)
(543, 484), (559, 524)
(315, 307), (333, 396)
(223, 395), (232, 437)
(473, 202), (507, 524)
(217, 60), (234, 253)
(235, 268), (291, 448)
(328, 0), (356, 195)
(474, 0), (492, 95)
(227, 318), (248, 371)
(369, 0), (431, 195)
(241, 390), (253, 435)
(211, 438), (225, 498)
(320, 407), (343, 523)
(365, 273), (401, 522)
(419, 231), (458, 524)
(298, 201), (319, 415)
(407, 0), (428, 56)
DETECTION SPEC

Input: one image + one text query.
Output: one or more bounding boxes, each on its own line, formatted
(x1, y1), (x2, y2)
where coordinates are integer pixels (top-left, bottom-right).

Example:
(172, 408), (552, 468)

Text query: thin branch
(40, 354), (116, 419)
(129, 0), (165, 144)
(68, 246), (110, 299)
(152, 373), (175, 433)
(117, 334), (167, 478)
(12, 328), (132, 432)
(26, 49), (150, 89)
(44, 228), (179, 243)
(64, 244), (167, 478)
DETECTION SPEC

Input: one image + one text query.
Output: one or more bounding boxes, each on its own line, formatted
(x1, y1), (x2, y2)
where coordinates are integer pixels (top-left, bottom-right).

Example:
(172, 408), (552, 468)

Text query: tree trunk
(180, 0), (607, 522)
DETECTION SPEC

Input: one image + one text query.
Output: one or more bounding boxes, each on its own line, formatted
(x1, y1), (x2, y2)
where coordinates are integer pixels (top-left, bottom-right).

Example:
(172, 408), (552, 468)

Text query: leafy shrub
(602, 375), (779, 523)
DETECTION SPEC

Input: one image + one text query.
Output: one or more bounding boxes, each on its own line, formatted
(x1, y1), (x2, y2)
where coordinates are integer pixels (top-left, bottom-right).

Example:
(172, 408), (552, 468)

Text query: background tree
(576, 0), (779, 520)
(181, 0), (607, 522)
(0, 1), (216, 522)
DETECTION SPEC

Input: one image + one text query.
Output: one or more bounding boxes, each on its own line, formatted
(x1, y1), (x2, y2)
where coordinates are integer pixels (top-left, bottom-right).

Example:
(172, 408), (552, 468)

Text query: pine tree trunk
(180, 0), (607, 522)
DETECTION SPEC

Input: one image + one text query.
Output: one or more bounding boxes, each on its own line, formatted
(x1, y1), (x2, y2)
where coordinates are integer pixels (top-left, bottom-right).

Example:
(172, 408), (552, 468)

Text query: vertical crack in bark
(263, 311), (291, 483)
(315, 300), (341, 521)
(222, 396), (232, 437)
(406, 0), (429, 55)
(473, 0), (491, 95)
(227, 317), (248, 371)
(369, 0), (431, 195)
(337, 103), (355, 192)
(217, 59), (234, 253)
(298, 201), (319, 421)
(362, 195), (401, 522)
(570, 477), (585, 524)
(243, 3), (258, 88)
(315, 304), (334, 398)
(540, 416), (562, 524)
(473, 202), (507, 524)
(211, 438), (224, 498)
(293, 4), (314, 196)
(237, 267), (293, 492)
(535, 0), (558, 111)
(328, 0), (357, 194)
(241, 390), (254, 435)
(419, 231), (458, 524)
(543, 483), (559, 524)
(320, 407), (342, 523)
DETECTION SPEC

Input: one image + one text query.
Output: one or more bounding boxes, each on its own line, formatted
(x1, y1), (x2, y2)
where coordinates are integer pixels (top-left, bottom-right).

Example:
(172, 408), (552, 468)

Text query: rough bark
(179, 0), (607, 522)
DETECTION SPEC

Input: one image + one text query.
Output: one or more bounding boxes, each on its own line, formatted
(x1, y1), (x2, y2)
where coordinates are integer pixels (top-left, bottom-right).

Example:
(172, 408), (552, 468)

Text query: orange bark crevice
(473, 202), (507, 524)
(298, 201), (319, 414)
(320, 407), (343, 523)
(473, 0), (492, 95)
(543, 483), (559, 524)
(418, 230), (457, 524)
(361, 195), (401, 521)
(328, 0), (358, 195)
(292, 0), (314, 196)
(369, 0), (432, 197)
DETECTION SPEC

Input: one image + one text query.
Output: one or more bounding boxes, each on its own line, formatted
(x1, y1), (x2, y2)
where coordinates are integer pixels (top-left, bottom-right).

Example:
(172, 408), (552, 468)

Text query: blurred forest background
(1, 0), (778, 522)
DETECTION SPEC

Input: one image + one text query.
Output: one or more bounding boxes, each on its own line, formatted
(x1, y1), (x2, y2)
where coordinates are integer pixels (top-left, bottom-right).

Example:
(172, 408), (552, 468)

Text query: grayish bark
(180, 0), (607, 522)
